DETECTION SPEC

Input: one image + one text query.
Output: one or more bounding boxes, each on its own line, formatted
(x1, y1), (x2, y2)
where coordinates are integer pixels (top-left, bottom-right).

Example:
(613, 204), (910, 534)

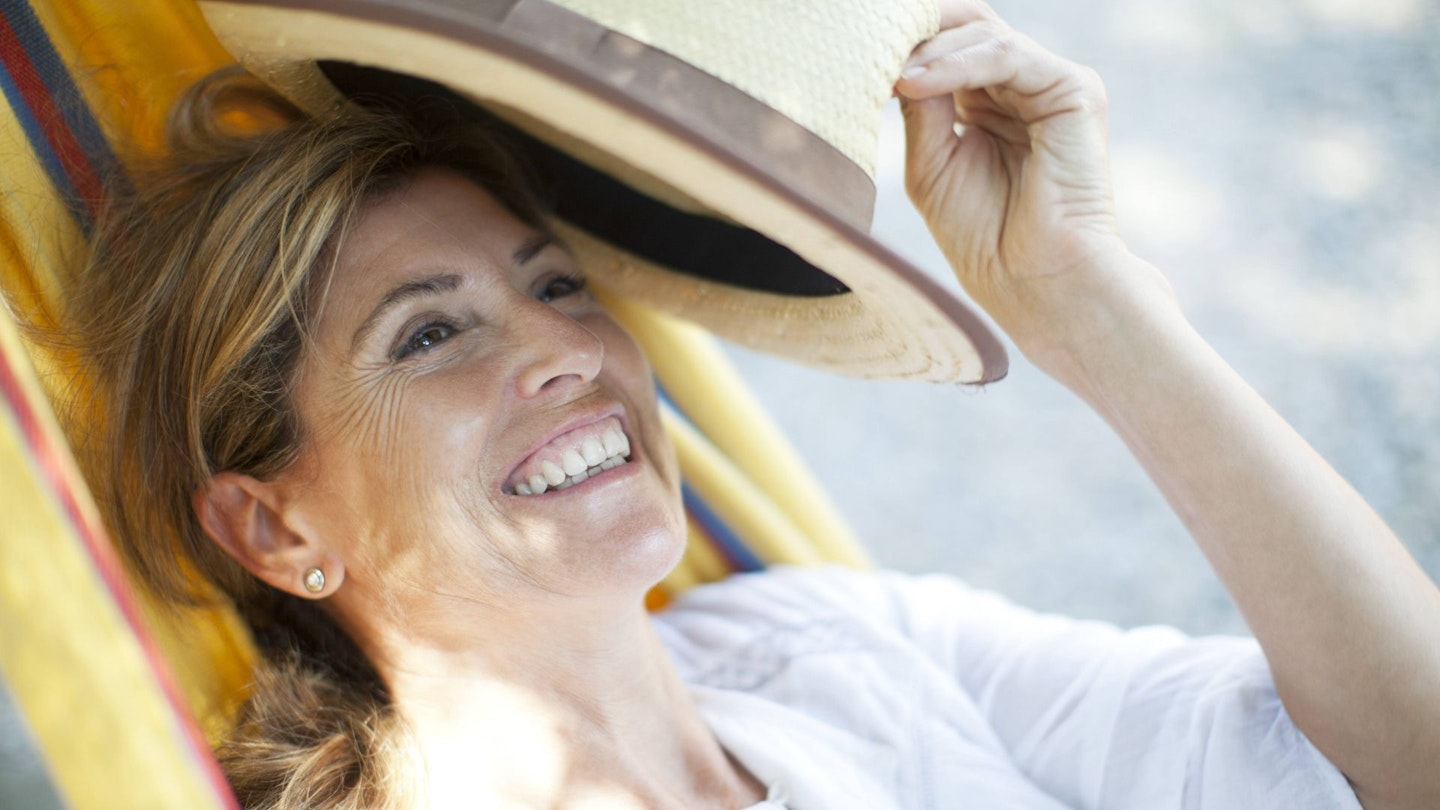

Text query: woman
(61, 1), (1440, 808)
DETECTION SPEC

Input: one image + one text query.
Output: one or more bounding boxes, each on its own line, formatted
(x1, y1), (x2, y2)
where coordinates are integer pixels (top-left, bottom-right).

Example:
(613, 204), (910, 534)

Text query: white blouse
(655, 565), (1360, 810)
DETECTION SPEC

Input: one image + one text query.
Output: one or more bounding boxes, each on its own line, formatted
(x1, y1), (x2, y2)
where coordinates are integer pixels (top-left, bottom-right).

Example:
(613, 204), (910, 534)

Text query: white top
(654, 566), (1361, 810)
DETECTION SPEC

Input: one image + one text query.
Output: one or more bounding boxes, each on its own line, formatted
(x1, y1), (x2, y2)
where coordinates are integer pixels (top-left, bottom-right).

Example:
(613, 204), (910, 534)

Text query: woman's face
(278, 167), (685, 628)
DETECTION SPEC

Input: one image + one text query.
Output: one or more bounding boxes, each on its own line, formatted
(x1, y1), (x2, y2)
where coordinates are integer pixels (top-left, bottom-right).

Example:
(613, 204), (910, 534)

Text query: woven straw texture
(553, 0), (939, 177)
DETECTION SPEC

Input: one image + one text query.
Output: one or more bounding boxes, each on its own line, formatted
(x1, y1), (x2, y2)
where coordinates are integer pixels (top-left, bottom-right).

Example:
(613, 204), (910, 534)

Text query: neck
(364, 592), (762, 809)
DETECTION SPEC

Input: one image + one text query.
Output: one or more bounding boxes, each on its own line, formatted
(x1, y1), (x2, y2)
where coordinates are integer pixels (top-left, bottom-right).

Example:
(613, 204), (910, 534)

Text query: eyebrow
(514, 234), (556, 266)
(349, 235), (559, 354)
(350, 273), (463, 354)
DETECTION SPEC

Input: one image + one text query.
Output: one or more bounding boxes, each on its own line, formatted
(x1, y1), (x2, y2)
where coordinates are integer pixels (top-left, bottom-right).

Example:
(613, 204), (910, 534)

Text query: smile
(506, 416), (632, 496)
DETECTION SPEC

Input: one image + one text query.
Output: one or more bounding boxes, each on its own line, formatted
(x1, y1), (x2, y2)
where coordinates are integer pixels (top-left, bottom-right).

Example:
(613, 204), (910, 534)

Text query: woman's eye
(394, 323), (455, 360)
(537, 274), (587, 303)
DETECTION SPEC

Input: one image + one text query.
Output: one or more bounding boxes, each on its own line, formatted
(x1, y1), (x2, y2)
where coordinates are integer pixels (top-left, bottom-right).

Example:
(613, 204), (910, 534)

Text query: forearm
(897, 4), (1440, 801)
(1028, 255), (1440, 807)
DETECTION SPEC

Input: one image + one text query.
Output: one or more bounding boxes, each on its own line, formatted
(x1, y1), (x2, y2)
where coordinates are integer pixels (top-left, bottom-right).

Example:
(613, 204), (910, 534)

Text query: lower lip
(509, 447), (643, 499)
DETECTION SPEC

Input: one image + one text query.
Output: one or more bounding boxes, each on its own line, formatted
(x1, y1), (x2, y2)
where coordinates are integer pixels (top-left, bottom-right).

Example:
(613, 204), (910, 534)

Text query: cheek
(293, 370), (518, 592)
(317, 371), (417, 467)
(588, 316), (677, 466)
(301, 363), (504, 525)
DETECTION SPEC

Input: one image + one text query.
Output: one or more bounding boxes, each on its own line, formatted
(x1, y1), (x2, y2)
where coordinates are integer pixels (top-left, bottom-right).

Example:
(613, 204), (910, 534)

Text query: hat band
(219, 0), (878, 231)
(323, 62), (850, 297)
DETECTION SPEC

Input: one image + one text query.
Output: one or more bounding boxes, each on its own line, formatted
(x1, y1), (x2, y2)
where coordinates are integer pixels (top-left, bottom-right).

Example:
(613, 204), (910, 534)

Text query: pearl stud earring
(303, 567), (326, 594)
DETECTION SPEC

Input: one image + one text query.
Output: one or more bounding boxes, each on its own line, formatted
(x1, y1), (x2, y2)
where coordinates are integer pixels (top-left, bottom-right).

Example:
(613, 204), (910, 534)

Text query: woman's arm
(896, 3), (1440, 808)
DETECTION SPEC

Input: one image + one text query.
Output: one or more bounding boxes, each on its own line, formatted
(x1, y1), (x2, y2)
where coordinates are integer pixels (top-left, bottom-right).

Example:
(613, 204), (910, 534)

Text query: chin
(497, 435), (687, 603)
(575, 502), (688, 600)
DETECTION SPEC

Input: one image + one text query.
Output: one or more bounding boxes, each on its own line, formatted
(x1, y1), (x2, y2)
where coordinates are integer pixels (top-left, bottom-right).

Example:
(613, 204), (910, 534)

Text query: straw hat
(198, 0), (1008, 383)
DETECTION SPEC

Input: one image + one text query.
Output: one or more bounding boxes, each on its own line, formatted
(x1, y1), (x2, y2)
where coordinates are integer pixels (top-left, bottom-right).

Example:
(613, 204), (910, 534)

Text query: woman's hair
(62, 66), (545, 809)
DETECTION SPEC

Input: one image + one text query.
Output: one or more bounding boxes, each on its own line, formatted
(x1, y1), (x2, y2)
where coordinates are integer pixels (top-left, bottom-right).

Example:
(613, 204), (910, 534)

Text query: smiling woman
(60, 69), (670, 806)
(40, 0), (1440, 808)
(260, 165), (686, 608)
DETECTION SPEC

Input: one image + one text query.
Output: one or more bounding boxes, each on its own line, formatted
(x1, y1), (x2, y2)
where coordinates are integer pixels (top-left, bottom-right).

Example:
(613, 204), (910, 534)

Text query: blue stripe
(655, 381), (680, 418)
(1, 0), (125, 221)
(660, 382), (765, 572)
(682, 481), (766, 573)
(0, 8), (79, 220)
(2, 0), (121, 177)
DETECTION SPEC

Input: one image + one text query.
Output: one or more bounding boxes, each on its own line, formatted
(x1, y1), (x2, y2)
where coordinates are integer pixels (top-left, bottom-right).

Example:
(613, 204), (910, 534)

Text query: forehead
(329, 167), (537, 297)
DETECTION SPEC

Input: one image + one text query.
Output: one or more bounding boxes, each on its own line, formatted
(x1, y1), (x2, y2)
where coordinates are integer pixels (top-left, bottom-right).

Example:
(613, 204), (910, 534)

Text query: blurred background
(728, 0), (1440, 638)
(4, 0), (1438, 806)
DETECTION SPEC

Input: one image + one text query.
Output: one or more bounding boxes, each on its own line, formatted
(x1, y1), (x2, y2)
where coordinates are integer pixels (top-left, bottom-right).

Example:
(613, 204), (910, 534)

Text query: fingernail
(901, 64), (928, 79)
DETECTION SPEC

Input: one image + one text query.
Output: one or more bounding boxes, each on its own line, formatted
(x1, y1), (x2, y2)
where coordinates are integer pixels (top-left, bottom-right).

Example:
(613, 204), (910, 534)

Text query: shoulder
(656, 564), (954, 630)
(654, 565), (1260, 689)
(652, 565), (994, 674)
(656, 564), (1090, 646)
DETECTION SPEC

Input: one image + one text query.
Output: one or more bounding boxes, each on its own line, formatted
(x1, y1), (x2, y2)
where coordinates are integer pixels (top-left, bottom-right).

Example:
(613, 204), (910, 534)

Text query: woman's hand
(895, 0), (1170, 373)
(899, 7), (1440, 808)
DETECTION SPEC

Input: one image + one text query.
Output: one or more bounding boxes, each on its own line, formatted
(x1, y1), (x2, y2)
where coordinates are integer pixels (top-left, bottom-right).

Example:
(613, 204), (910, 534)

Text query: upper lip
(502, 400), (629, 489)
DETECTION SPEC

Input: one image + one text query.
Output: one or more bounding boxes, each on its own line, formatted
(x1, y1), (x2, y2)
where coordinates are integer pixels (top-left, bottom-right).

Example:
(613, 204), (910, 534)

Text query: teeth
(516, 456), (631, 496)
(602, 429), (625, 458)
(514, 427), (635, 497)
(561, 449), (587, 476)
(581, 436), (605, 466)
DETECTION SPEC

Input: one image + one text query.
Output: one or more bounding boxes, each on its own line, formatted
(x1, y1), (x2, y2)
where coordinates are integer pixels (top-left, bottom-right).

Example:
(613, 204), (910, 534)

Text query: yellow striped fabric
(0, 2), (867, 807)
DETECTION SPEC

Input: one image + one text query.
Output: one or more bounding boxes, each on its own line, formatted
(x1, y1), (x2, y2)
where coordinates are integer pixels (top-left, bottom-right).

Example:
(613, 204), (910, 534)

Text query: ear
(193, 471), (343, 598)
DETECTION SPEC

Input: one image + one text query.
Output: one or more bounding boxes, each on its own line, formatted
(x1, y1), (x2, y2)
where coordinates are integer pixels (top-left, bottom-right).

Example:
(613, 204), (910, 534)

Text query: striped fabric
(0, 0), (118, 229)
(0, 1), (866, 807)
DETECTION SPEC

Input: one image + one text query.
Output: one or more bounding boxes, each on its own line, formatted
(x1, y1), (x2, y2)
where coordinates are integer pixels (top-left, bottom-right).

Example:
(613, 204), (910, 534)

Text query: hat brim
(201, 0), (1009, 383)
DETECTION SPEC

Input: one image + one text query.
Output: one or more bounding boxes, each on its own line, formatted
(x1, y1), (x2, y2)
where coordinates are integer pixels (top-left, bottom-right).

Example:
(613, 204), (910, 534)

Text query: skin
(199, 169), (764, 807)
(896, 2), (1440, 809)
(197, 0), (1440, 807)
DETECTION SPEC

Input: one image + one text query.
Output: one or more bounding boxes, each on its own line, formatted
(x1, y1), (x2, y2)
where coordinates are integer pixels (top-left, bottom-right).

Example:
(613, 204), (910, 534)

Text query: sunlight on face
(278, 168), (687, 642)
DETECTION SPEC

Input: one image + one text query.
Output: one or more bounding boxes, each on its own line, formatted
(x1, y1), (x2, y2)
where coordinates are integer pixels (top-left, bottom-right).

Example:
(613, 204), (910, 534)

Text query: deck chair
(0, 1), (869, 806)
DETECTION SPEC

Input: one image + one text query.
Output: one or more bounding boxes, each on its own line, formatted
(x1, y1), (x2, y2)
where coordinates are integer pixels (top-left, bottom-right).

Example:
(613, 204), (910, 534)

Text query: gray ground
(4, 1), (1438, 805)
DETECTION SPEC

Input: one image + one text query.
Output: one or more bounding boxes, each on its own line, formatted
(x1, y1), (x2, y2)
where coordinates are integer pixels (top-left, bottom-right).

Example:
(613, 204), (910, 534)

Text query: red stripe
(0, 350), (239, 806)
(0, 13), (106, 221)
(0, 7), (233, 804)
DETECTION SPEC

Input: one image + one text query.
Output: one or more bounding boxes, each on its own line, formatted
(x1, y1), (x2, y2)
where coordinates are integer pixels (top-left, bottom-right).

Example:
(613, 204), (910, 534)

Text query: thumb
(899, 93), (958, 202)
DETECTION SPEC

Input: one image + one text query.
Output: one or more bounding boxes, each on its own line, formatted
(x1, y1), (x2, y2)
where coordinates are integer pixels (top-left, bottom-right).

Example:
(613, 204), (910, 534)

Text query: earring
(303, 567), (326, 594)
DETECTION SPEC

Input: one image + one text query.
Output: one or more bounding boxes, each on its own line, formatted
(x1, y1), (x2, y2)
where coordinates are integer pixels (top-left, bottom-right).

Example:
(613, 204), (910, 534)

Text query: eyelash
(393, 320), (457, 361)
(537, 272), (588, 303)
(390, 274), (589, 361)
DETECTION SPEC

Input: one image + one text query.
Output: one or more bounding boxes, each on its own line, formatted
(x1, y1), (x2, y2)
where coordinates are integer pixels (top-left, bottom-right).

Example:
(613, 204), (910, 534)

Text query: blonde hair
(62, 67), (545, 808)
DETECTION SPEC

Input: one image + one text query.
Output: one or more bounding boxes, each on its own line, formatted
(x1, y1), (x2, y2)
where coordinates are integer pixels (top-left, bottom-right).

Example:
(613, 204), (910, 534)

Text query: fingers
(935, 0), (1001, 29)
(899, 93), (960, 189)
(954, 89), (1031, 145)
(903, 19), (1002, 76)
(892, 27), (1105, 141)
(899, 24), (1082, 101)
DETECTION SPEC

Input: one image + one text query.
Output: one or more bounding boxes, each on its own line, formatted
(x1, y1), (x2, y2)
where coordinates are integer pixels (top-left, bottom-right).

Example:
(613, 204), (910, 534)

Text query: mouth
(503, 415), (633, 496)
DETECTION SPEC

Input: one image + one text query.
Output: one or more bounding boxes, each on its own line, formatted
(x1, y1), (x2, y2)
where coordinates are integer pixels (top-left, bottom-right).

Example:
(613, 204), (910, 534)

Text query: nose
(512, 303), (604, 399)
